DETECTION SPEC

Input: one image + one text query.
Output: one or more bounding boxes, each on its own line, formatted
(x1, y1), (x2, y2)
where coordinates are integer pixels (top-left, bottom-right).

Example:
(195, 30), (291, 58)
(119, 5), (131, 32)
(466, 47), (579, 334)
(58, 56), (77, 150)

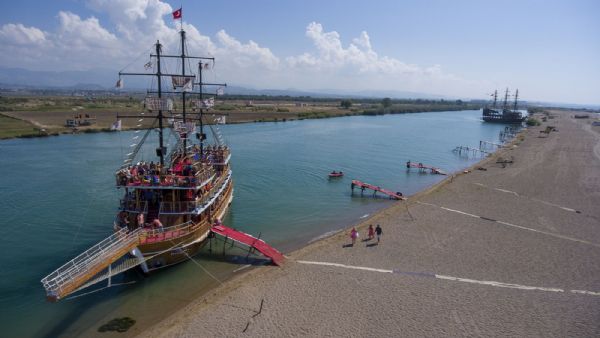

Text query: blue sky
(0, 0), (598, 105)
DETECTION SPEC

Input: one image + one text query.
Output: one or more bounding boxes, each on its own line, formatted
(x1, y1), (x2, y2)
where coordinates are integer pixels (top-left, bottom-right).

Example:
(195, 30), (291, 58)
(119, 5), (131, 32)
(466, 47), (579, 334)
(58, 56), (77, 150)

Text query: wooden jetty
(351, 180), (406, 200)
(479, 140), (503, 149)
(405, 161), (446, 175)
(453, 146), (489, 157)
(499, 126), (519, 142)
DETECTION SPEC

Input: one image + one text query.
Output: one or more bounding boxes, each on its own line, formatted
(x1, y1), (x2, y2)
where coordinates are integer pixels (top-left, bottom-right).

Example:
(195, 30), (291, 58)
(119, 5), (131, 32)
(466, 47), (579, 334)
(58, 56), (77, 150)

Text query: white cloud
(86, 0), (173, 46)
(56, 11), (119, 50)
(0, 1), (485, 97)
(215, 30), (279, 70)
(283, 22), (488, 96)
(287, 22), (423, 75)
(0, 0), (279, 76)
(0, 23), (49, 46)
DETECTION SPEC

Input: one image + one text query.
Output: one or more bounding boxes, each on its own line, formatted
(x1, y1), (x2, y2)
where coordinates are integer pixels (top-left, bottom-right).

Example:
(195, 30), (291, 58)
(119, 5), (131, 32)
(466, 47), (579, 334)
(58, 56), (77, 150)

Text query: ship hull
(482, 108), (525, 124)
(138, 180), (234, 271)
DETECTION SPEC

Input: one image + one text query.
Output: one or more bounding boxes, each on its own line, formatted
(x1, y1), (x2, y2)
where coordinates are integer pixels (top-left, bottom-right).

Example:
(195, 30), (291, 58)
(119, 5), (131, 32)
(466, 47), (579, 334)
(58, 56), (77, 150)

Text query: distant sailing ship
(41, 25), (283, 302)
(482, 88), (525, 124)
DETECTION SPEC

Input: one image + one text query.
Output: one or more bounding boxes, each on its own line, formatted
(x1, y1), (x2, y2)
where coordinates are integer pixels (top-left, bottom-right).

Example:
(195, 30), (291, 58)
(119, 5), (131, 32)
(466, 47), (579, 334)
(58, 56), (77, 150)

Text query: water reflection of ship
(482, 88), (525, 124)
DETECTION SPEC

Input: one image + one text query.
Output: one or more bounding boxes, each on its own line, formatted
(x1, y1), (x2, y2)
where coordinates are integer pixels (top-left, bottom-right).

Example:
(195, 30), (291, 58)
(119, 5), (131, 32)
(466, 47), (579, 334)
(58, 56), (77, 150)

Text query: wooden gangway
(41, 228), (143, 302)
(41, 222), (285, 301)
(405, 161), (446, 175)
(210, 224), (285, 266)
(351, 180), (406, 200)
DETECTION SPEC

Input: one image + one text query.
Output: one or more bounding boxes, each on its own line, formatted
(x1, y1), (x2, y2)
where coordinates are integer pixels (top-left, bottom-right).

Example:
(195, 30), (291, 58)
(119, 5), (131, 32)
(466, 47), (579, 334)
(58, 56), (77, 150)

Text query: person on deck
(151, 218), (163, 231)
(137, 213), (145, 228)
(116, 211), (129, 230)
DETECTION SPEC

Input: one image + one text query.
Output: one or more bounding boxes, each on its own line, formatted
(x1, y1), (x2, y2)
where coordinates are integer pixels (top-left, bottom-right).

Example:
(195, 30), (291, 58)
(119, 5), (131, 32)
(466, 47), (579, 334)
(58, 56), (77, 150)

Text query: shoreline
(131, 109), (600, 337)
(90, 125), (520, 336)
(0, 107), (479, 140)
(67, 114), (509, 337)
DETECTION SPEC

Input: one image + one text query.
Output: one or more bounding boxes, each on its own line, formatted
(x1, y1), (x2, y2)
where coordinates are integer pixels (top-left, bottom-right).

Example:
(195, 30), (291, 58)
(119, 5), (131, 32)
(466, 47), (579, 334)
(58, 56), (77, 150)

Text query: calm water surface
(0, 110), (513, 337)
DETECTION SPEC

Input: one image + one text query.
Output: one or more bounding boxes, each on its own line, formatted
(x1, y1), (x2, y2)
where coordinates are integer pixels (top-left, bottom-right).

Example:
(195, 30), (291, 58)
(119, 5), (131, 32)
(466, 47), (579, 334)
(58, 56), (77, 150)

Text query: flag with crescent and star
(172, 8), (182, 20)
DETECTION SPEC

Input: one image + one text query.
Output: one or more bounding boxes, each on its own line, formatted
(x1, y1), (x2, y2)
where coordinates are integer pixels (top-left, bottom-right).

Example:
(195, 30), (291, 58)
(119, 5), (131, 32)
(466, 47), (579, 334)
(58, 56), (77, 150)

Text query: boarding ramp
(41, 228), (142, 302)
(210, 225), (285, 266)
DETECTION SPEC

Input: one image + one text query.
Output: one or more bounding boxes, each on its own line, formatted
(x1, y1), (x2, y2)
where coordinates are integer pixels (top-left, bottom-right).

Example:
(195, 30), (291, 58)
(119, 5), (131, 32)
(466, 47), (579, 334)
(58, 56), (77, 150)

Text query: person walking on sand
(375, 224), (382, 243)
(350, 227), (358, 246)
(367, 224), (374, 241)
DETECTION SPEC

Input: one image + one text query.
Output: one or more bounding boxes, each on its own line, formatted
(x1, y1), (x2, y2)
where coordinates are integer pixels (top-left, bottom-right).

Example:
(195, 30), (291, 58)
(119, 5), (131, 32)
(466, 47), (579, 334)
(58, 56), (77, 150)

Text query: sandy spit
(140, 110), (600, 337)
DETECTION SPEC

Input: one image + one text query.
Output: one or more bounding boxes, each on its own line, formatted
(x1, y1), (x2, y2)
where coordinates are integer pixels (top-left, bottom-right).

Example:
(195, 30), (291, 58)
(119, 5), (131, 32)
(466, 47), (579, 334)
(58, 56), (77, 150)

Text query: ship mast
(193, 59), (227, 154)
(503, 88), (510, 110)
(118, 29), (227, 166)
(198, 61), (204, 154)
(180, 29), (188, 155)
(513, 88), (519, 111)
(155, 41), (166, 166)
(492, 89), (498, 108)
(118, 40), (168, 166)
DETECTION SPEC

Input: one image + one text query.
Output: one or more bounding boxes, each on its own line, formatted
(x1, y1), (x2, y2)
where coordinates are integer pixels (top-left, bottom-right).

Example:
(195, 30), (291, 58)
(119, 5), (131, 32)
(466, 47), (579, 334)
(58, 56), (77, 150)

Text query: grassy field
(0, 95), (481, 139)
(0, 113), (45, 139)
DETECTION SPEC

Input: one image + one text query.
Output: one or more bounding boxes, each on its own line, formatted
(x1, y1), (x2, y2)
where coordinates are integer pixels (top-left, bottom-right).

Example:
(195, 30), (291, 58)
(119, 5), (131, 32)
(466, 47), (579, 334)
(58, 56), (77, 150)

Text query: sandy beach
(136, 110), (600, 337)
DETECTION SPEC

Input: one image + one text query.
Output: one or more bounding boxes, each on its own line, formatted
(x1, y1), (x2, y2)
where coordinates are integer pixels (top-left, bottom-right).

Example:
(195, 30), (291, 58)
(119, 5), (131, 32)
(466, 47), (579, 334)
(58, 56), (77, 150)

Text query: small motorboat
(328, 171), (344, 178)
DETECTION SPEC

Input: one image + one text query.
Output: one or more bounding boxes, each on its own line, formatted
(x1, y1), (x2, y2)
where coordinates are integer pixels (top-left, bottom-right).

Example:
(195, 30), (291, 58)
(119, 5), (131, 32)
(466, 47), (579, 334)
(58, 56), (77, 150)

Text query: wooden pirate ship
(41, 27), (283, 302)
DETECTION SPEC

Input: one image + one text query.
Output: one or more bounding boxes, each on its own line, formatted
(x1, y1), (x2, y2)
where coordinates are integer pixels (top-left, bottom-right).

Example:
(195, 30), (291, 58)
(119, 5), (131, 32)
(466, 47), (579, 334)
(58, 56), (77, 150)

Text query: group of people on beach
(350, 224), (382, 246)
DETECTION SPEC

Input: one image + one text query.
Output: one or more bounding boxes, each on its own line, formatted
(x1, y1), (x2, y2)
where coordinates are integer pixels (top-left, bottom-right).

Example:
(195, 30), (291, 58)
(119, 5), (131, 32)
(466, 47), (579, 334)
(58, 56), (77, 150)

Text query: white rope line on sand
(473, 182), (581, 213)
(415, 201), (600, 248)
(297, 260), (600, 297)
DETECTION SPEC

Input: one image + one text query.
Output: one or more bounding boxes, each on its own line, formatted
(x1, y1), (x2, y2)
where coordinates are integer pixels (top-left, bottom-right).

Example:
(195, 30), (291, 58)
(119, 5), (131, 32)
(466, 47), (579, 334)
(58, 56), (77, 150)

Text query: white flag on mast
(111, 119), (122, 131)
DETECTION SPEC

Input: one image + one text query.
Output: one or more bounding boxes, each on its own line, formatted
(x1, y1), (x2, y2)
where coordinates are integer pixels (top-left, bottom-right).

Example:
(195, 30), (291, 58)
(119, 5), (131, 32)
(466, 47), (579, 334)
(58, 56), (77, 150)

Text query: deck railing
(159, 201), (197, 215)
(194, 171), (230, 207)
(119, 199), (148, 214)
(41, 227), (142, 299)
(141, 220), (197, 239)
(116, 166), (215, 189)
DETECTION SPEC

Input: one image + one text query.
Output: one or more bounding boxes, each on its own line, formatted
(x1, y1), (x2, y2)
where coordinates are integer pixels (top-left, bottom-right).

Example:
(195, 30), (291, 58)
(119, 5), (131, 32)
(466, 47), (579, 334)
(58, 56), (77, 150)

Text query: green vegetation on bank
(0, 93), (484, 139)
(526, 117), (541, 126)
(0, 113), (45, 139)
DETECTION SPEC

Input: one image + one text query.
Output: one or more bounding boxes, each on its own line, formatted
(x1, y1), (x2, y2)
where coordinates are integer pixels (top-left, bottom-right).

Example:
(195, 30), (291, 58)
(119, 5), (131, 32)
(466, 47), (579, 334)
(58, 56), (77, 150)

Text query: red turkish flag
(172, 8), (182, 20)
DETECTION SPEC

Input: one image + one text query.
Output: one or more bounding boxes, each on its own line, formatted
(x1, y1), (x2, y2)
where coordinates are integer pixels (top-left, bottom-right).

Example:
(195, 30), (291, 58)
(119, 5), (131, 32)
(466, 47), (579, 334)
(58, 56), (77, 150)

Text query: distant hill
(0, 66), (453, 100)
(2, 66), (596, 108)
(0, 66), (116, 88)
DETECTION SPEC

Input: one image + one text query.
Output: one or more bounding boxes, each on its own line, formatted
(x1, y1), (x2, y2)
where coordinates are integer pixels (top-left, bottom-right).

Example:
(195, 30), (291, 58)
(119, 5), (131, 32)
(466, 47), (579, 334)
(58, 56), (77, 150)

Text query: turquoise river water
(0, 110), (514, 337)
